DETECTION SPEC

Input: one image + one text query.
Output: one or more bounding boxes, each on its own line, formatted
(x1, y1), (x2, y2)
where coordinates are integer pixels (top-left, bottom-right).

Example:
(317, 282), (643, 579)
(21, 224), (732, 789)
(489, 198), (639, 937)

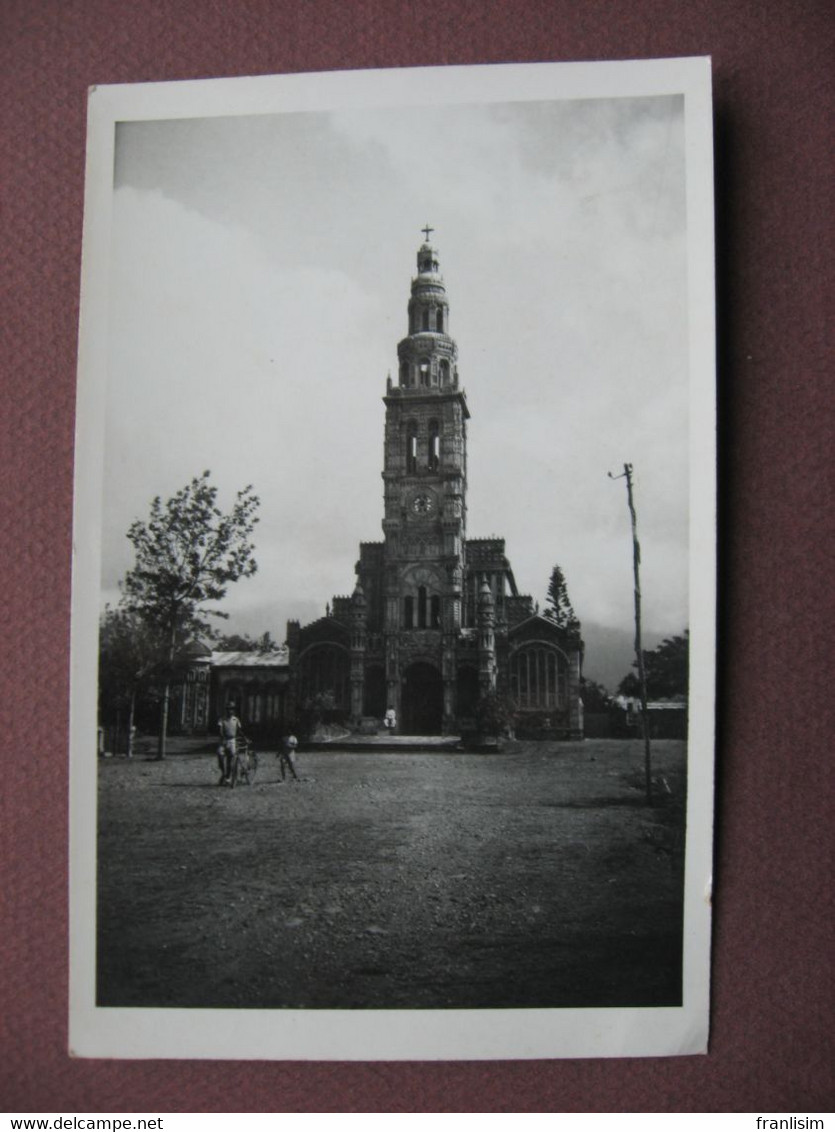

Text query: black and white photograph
(70, 59), (716, 1060)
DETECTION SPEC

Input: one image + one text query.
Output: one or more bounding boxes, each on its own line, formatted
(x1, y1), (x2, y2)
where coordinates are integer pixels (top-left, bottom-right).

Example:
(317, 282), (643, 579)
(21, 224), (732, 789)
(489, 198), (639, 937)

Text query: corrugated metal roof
(615, 696), (687, 711)
(210, 648), (289, 668)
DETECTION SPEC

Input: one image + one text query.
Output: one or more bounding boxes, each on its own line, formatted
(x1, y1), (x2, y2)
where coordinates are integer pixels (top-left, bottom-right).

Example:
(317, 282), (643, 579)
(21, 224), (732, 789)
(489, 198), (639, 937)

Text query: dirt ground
(96, 738), (686, 1010)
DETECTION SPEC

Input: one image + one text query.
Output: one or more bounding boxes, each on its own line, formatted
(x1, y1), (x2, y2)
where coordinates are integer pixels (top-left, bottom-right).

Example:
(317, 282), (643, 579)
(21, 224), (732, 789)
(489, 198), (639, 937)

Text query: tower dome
(417, 240), (440, 276)
(398, 226), (457, 390)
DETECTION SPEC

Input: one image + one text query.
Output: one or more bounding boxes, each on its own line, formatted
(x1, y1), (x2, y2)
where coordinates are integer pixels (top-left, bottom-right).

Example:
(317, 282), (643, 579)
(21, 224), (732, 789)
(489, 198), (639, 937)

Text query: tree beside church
(618, 631), (689, 700)
(118, 471), (260, 756)
(544, 565), (581, 637)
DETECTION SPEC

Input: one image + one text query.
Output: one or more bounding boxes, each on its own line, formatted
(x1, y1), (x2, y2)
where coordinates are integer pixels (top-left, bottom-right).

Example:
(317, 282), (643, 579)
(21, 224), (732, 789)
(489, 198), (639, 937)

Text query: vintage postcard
(70, 58), (716, 1059)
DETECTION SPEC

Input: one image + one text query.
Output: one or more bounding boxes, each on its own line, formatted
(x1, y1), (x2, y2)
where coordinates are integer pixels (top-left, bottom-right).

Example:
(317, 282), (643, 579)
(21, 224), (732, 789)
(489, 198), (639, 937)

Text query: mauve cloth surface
(0, 0), (832, 1113)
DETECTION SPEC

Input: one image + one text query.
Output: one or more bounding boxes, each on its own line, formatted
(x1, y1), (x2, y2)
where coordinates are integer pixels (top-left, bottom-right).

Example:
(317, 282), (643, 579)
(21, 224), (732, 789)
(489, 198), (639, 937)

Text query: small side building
(172, 645), (291, 739)
(613, 696), (688, 740)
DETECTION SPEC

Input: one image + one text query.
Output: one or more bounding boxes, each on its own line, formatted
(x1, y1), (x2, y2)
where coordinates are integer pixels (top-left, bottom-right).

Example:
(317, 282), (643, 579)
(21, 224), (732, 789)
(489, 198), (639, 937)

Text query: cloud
(104, 95), (691, 653)
(103, 187), (386, 634)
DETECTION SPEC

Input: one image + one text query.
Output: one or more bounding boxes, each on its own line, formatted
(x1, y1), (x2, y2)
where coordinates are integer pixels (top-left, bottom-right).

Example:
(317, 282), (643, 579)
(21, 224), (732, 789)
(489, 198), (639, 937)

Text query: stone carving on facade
(402, 537), (441, 559)
(400, 563), (443, 589)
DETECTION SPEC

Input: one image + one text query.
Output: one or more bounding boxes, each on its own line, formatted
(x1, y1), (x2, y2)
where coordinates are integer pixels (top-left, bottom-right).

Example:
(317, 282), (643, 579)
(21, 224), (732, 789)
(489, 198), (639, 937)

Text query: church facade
(287, 233), (583, 738)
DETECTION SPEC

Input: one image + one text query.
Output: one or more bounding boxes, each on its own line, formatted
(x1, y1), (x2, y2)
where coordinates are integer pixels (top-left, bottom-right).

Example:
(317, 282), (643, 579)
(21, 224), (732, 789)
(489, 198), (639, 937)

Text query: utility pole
(609, 463), (653, 805)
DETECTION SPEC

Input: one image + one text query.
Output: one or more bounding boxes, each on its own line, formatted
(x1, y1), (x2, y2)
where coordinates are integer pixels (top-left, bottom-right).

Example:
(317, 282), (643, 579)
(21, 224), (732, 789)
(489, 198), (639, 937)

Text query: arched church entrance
(363, 665), (387, 718)
(401, 662), (443, 734)
(456, 665), (480, 718)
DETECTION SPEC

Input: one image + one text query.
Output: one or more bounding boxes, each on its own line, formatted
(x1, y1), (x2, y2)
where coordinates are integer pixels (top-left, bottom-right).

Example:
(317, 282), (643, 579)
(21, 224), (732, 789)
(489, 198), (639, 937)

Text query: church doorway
(456, 665), (480, 718)
(363, 665), (386, 718)
(401, 662), (444, 734)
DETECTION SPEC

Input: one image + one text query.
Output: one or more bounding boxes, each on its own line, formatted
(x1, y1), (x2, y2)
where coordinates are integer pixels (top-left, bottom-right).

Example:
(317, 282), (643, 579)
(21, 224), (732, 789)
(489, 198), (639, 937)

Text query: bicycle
(230, 739), (258, 787)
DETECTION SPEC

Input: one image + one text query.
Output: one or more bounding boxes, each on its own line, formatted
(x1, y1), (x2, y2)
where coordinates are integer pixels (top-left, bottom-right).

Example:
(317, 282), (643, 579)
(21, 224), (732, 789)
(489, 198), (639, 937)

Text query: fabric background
(1, 0), (832, 1113)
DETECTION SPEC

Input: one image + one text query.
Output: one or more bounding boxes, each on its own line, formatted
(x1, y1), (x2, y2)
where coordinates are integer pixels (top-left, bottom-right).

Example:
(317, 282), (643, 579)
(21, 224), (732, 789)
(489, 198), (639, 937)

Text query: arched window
(422, 309), (430, 331)
(406, 420), (418, 473)
(439, 359), (450, 385)
(418, 358), (431, 387)
(298, 645), (350, 711)
(404, 595), (414, 629)
(418, 586), (427, 629)
(436, 309), (444, 332)
(510, 647), (567, 710)
(399, 360), (409, 386)
(430, 594), (441, 628)
(428, 420), (440, 472)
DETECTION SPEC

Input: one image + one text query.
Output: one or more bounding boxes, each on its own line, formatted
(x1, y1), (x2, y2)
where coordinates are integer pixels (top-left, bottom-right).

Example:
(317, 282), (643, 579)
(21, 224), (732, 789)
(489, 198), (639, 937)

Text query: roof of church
(507, 612), (584, 644)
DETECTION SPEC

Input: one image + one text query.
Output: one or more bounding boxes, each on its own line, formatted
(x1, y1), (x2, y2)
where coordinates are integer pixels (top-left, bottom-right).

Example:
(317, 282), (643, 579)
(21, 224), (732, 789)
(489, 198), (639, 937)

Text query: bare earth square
(96, 739), (686, 1010)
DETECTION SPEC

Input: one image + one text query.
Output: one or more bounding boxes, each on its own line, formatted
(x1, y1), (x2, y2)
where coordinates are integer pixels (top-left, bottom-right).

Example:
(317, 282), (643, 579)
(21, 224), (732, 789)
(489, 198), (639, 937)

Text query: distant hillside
(579, 622), (667, 693)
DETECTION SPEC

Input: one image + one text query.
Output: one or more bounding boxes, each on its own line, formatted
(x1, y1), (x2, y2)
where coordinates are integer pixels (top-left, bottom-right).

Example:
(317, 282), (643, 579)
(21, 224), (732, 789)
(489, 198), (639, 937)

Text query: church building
(287, 231), (583, 738)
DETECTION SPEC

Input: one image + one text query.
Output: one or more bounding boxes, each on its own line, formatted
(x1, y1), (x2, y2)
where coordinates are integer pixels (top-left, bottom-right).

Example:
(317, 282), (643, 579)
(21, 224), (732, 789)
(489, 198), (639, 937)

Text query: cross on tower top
(421, 224), (434, 242)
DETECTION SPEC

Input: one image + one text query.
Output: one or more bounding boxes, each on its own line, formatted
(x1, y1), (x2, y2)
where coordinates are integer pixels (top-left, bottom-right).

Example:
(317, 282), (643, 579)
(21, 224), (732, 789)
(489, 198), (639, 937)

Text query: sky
(102, 93), (690, 686)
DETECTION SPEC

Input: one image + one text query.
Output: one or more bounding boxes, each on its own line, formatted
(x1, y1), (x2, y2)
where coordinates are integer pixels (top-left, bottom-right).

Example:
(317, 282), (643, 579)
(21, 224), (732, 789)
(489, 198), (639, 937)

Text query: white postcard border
(70, 57), (715, 1061)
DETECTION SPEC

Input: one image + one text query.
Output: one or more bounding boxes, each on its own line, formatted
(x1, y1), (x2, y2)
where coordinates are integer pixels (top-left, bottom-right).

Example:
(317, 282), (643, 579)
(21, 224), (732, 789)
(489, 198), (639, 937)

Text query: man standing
(217, 703), (245, 785)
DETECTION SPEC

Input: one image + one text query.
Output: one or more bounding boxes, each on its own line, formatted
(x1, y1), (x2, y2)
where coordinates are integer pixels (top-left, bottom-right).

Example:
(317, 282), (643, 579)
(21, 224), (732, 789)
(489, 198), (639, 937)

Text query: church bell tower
(291, 227), (584, 740)
(378, 228), (470, 731)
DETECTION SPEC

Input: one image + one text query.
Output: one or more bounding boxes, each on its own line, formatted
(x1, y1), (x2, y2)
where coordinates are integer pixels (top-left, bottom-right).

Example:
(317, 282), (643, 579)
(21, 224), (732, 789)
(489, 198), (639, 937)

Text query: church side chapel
(287, 231), (584, 738)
